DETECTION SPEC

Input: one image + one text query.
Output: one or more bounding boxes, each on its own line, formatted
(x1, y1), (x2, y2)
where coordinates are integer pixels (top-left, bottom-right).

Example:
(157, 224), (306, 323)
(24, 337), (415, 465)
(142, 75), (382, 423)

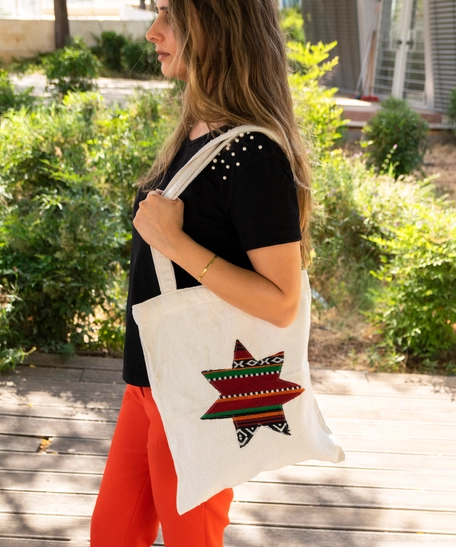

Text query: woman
(91, 0), (311, 545)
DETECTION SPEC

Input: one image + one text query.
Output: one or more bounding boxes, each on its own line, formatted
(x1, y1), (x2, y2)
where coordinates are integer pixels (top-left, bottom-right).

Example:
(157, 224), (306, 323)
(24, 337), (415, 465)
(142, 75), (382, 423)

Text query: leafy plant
(0, 69), (36, 115)
(0, 91), (168, 365)
(280, 6), (305, 44)
(349, 163), (456, 362)
(366, 190), (456, 360)
(310, 151), (380, 311)
(310, 145), (456, 369)
(288, 41), (346, 156)
(121, 39), (162, 78)
(43, 37), (101, 96)
(362, 96), (429, 177)
(92, 31), (128, 72)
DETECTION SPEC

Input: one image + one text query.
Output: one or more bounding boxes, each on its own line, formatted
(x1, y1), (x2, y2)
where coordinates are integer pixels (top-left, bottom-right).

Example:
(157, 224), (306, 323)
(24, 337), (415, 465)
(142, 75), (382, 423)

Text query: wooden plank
(80, 369), (124, 384)
(317, 393), (456, 412)
(8, 367), (83, 382)
(0, 388), (122, 410)
(326, 418), (456, 439)
(256, 466), (456, 491)
(337, 435), (456, 455)
(23, 354), (123, 372)
(366, 371), (456, 387)
(234, 482), (456, 511)
(0, 491), (96, 516)
(0, 471), (102, 494)
(310, 368), (456, 388)
(225, 525), (456, 547)
(312, 381), (456, 399)
(0, 517), (162, 546)
(0, 435), (43, 453)
(1, 380), (125, 399)
(41, 437), (112, 456)
(0, 514), (90, 541)
(0, 404), (119, 422)
(0, 540), (89, 547)
(320, 405), (456, 423)
(0, 453), (107, 474)
(229, 502), (456, 534)
(0, 435), (113, 458)
(299, 452), (456, 472)
(0, 416), (115, 439)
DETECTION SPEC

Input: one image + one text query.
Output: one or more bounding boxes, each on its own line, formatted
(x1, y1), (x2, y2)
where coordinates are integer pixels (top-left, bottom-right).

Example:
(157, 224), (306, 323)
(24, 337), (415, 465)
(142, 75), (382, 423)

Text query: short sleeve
(225, 133), (302, 252)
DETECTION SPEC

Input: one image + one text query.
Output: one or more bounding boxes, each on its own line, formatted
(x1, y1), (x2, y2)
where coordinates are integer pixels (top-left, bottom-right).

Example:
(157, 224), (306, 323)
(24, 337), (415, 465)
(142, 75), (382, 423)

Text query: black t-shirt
(123, 130), (302, 386)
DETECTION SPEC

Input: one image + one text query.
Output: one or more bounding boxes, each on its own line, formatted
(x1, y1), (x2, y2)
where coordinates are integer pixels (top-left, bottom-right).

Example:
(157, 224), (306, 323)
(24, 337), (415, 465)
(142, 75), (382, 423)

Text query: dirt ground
(308, 132), (456, 371)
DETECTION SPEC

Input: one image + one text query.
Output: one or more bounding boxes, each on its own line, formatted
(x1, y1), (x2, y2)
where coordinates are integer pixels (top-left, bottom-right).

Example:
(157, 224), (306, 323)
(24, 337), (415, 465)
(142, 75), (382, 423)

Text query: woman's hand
(133, 191), (186, 257)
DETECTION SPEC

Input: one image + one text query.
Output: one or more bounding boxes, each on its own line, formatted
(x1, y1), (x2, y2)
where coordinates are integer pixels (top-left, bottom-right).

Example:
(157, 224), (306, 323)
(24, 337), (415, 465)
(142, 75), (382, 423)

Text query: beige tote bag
(133, 125), (345, 515)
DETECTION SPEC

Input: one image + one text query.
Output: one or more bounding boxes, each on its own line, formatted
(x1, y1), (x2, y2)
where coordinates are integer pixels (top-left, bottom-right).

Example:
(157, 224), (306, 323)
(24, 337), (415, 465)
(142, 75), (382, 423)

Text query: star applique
(201, 340), (304, 447)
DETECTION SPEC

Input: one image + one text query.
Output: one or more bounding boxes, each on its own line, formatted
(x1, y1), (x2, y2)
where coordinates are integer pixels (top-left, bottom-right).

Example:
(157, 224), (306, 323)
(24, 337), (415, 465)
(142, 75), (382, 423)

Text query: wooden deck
(1, 354), (455, 546)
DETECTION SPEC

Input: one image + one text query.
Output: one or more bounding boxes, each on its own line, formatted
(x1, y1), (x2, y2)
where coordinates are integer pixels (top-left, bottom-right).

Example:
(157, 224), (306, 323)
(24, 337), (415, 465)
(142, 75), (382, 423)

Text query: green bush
(0, 91), (168, 367)
(121, 40), (162, 78)
(362, 96), (429, 177)
(280, 7), (305, 44)
(310, 152), (380, 311)
(360, 175), (456, 360)
(310, 146), (456, 367)
(93, 31), (128, 72)
(0, 69), (36, 115)
(288, 41), (346, 156)
(43, 38), (101, 96)
(290, 43), (367, 310)
(91, 31), (162, 78)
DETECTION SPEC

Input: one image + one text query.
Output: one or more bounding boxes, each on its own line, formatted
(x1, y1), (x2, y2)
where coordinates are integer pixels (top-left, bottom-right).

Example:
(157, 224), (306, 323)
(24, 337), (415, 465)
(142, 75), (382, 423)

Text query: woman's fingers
(133, 193), (185, 255)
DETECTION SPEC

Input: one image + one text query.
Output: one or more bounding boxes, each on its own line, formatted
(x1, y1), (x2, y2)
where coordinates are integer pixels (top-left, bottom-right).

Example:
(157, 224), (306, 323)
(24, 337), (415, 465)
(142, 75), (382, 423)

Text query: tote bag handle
(150, 125), (283, 295)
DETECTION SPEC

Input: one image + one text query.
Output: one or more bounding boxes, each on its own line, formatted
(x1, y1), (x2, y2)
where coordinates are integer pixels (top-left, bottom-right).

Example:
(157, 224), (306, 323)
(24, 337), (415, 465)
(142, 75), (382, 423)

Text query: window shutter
(302, 0), (361, 93)
(428, 0), (456, 113)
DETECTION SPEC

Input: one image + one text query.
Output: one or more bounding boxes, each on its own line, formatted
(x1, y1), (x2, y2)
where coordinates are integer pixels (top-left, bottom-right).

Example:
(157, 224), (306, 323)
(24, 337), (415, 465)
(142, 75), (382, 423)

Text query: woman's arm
(133, 192), (302, 328)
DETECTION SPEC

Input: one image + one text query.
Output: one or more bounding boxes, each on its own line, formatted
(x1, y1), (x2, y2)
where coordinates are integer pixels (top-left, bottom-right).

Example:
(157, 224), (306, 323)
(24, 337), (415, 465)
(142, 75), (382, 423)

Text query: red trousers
(91, 384), (233, 546)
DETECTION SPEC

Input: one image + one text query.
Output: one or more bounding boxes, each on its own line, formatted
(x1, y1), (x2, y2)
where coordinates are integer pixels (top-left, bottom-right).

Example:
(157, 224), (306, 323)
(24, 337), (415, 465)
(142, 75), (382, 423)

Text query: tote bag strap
(151, 125), (283, 294)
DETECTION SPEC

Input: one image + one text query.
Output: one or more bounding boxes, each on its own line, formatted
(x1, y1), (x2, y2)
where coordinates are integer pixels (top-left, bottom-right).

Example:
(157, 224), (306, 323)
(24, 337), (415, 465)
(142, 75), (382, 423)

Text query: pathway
(1, 354), (456, 546)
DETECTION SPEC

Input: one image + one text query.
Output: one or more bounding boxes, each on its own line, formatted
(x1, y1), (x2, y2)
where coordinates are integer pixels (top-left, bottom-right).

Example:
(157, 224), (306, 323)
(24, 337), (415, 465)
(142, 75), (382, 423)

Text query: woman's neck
(189, 121), (226, 141)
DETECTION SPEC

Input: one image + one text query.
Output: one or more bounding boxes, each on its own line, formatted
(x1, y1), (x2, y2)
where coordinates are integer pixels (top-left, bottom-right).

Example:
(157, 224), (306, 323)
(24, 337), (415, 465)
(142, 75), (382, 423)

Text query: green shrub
(121, 40), (162, 78)
(289, 43), (367, 310)
(0, 69), (35, 115)
(0, 91), (168, 363)
(310, 152), (380, 311)
(310, 146), (456, 367)
(361, 177), (456, 360)
(93, 31), (128, 72)
(288, 41), (346, 156)
(43, 38), (101, 96)
(280, 7), (305, 44)
(362, 96), (429, 177)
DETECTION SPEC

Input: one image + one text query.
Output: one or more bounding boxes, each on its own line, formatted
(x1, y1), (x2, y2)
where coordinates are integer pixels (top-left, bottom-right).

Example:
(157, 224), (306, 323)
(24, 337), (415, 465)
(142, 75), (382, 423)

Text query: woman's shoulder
(207, 129), (297, 211)
(215, 129), (291, 175)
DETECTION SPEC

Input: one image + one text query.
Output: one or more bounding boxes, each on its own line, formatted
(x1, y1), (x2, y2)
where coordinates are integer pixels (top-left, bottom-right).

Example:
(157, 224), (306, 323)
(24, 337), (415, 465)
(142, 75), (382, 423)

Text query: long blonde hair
(141, 0), (312, 266)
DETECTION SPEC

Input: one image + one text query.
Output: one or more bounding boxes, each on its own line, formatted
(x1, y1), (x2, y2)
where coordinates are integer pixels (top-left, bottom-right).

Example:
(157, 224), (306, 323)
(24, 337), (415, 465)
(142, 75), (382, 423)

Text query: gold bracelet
(198, 254), (218, 283)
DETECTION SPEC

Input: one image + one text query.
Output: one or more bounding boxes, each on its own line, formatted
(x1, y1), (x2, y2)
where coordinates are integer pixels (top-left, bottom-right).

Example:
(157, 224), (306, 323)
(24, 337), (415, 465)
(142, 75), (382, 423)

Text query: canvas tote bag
(133, 125), (345, 515)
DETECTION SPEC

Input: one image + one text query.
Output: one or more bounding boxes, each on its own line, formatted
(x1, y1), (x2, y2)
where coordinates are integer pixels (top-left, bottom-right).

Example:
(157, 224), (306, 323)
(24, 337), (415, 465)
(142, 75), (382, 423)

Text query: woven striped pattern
(201, 340), (304, 447)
